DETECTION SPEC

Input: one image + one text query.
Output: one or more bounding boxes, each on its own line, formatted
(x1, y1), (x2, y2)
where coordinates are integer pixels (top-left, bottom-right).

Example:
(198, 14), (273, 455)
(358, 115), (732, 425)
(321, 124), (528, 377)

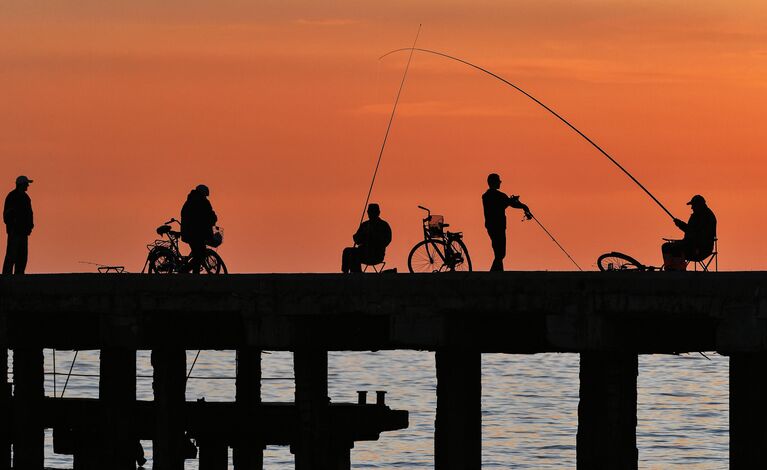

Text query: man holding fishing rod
(342, 203), (392, 273)
(483, 173), (532, 272)
(662, 194), (716, 271)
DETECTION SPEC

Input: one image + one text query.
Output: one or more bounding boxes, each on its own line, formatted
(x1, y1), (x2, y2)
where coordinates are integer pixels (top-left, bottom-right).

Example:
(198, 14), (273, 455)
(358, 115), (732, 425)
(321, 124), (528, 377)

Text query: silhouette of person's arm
(352, 222), (366, 245)
(509, 195), (533, 219)
(3, 194), (12, 227)
(674, 218), (688, 232)
(382, 221), (392, 248)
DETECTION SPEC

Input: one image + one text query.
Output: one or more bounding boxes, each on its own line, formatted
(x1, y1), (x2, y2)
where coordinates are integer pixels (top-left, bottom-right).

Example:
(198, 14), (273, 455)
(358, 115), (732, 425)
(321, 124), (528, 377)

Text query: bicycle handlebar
(164, 218), (180, 225)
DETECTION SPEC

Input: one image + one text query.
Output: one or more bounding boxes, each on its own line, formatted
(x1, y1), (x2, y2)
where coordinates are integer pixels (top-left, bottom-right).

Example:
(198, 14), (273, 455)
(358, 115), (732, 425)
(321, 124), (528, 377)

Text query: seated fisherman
(342, 203), (392, 273)
(662, 194), (716, 271)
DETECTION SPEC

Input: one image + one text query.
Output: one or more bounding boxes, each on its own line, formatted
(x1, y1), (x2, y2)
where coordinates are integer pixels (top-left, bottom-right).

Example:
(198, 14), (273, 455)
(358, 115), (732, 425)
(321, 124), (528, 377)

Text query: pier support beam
(98, 348), (136, 469)
(434, 349), (481, 470)
(577, 352), (638, 470)
(730, 352), (767, 468)
(13, 348), (44, 470)
(152, 349), (186, 470)
(0, 348), (8, 470)
(199, 437), (228, 470)
(294, 350), (349, 470)
(234, 347), (263, 469)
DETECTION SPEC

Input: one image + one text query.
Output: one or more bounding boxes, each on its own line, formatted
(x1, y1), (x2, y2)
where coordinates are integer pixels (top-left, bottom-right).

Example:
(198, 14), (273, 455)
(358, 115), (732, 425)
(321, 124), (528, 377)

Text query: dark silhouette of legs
(487, 229), (506, 272)
(342, 247), (362, 273)
(188, 241), (207, 273)
(661, 240), (687, 271)
(3, 233), (28, 275)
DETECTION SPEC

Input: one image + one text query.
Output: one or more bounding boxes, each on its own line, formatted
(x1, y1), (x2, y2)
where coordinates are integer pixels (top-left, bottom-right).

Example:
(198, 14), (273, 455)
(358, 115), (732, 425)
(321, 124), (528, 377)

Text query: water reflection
(30, 350), (728, 468)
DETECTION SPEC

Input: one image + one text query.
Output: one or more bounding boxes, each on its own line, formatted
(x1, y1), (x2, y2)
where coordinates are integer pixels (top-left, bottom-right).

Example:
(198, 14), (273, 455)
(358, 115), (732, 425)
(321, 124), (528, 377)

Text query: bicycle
(407, 206), (472, 273)
(142, 218), (228, 274)
(598, 237), (718, 272)
(596, 251), (659, 272)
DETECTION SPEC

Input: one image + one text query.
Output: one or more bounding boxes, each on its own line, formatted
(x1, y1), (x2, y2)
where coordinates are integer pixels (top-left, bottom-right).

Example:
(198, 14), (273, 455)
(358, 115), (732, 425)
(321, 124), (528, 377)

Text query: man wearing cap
(482, 173), (532, 272)
(342, 203), (392, 273)
(3, 176), (34, 275)
(661, 195), (717, 271)
(181, 184), (217, 273)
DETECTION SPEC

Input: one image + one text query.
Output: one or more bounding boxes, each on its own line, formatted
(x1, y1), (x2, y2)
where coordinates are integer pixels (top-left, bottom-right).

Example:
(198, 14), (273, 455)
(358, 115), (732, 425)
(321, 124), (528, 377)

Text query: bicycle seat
(156, 225), (172, 235)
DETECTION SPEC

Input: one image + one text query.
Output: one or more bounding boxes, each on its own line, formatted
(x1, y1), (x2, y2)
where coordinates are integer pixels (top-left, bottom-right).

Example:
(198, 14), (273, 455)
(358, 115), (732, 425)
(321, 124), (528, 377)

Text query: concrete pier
(1, 272), (766, 467)
(577, 353), (638, 470)
(152, 349), (186, 470)
(98, 348), (136, 469)
(13, 348), (44, 469)
(234, 347), (263, 469)
(435, 349), (481, 470)
(730, 352), (767, 469)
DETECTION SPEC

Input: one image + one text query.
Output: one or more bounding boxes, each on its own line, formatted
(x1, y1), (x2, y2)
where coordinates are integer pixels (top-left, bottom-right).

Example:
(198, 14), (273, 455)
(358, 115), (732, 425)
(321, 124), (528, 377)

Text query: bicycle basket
(207, 226), (224, 248)
(147, 239), (171, 251)
(428, 215), (445, 236)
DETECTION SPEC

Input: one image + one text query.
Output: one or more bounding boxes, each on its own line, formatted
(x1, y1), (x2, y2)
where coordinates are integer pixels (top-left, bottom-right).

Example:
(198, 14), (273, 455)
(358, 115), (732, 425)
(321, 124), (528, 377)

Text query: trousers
(487, 228), (506, 272)
(3, 233), (28, 275)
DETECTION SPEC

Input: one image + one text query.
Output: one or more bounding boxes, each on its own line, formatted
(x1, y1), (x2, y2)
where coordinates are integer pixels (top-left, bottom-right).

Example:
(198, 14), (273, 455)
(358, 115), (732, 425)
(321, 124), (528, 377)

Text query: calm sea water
(32, 350), (728, 469)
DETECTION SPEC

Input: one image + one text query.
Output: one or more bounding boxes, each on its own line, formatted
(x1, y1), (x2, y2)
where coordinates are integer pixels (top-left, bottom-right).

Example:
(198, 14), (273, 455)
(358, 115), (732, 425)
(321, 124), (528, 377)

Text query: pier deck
(1, 272), (765, 469)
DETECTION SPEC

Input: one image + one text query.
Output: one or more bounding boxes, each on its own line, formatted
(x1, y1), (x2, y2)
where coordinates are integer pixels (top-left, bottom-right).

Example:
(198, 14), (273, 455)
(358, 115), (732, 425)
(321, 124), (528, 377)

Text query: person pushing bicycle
(181, 184), (218, 274)
(482, 173), (532, 272)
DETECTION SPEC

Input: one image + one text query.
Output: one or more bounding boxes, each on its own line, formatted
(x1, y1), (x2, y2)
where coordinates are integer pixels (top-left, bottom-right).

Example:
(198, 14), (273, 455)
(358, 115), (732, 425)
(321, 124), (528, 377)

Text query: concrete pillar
(434, 349), (481, 470)
(98, 348), (136, 469)
(234, 347), (263, 469)
(72, 428), (99, 470)
(199, 437), (228, 470)
(730, 352), (767, 468)
(577, 352), (638, 470)
(0, 348), (8, 470)
(294, 350), (347, 470)
(152, 349), (186, 470)
(13, 348), (44, 469)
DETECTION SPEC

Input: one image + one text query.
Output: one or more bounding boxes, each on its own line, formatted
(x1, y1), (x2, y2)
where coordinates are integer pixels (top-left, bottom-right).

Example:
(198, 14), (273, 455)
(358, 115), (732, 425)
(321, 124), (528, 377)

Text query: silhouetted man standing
(482, 173), (532, 272)
(342, 203), (392, 273)
(662, 194), (716, 271)
(3, 176), (34, 275)
(181, 184), (217, 273)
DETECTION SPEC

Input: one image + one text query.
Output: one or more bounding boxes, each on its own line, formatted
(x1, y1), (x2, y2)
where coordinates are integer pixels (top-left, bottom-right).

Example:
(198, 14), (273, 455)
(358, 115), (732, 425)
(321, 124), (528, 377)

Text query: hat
(16, 176), (33, 185)
(195, 184), (209, 196)
(686, 195), (705, 205)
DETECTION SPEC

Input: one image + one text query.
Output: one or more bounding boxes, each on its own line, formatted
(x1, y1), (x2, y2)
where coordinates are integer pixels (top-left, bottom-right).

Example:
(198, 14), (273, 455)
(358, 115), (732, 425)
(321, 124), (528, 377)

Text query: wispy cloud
(295, 18), (358, 26)
(352, 100), (532, 118)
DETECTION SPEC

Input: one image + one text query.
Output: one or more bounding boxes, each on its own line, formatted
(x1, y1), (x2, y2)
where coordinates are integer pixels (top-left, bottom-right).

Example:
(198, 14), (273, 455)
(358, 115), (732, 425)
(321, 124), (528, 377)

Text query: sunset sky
(2, 0), (766, 273)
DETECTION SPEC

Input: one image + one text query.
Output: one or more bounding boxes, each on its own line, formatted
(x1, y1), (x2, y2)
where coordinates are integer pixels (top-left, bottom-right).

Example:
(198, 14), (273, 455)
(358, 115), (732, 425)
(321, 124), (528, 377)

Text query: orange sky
(2, 0), (766, 272)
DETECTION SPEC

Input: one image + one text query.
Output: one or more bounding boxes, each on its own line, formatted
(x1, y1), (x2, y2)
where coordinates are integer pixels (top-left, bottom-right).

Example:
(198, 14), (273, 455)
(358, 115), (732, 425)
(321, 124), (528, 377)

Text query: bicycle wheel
(147, 247), (178, 274)
(597, 252), (644, 271)
(197, 249), (228, 274)
(408, 240), (449, 273)
(447, 239), (472, 272)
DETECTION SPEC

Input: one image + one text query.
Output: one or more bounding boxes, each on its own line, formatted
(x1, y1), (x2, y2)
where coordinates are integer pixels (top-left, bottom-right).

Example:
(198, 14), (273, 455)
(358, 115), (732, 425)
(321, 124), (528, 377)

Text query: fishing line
(60, 350), (79, 398)
(358, 25), (422, 225)
(530, 215), (582, 271)
(379, 47), (676, 221)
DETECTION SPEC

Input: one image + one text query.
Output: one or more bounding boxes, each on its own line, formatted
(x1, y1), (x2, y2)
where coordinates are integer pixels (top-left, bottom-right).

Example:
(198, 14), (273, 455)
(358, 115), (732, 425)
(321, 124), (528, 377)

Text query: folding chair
(363, 262), (386, 273)
(692, 238), (718, 272)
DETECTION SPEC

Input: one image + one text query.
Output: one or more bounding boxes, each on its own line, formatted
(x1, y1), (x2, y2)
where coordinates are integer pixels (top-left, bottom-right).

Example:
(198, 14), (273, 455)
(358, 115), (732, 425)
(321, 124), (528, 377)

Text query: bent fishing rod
(358, 25), (422, 225)
(380, 47), (677, 221)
